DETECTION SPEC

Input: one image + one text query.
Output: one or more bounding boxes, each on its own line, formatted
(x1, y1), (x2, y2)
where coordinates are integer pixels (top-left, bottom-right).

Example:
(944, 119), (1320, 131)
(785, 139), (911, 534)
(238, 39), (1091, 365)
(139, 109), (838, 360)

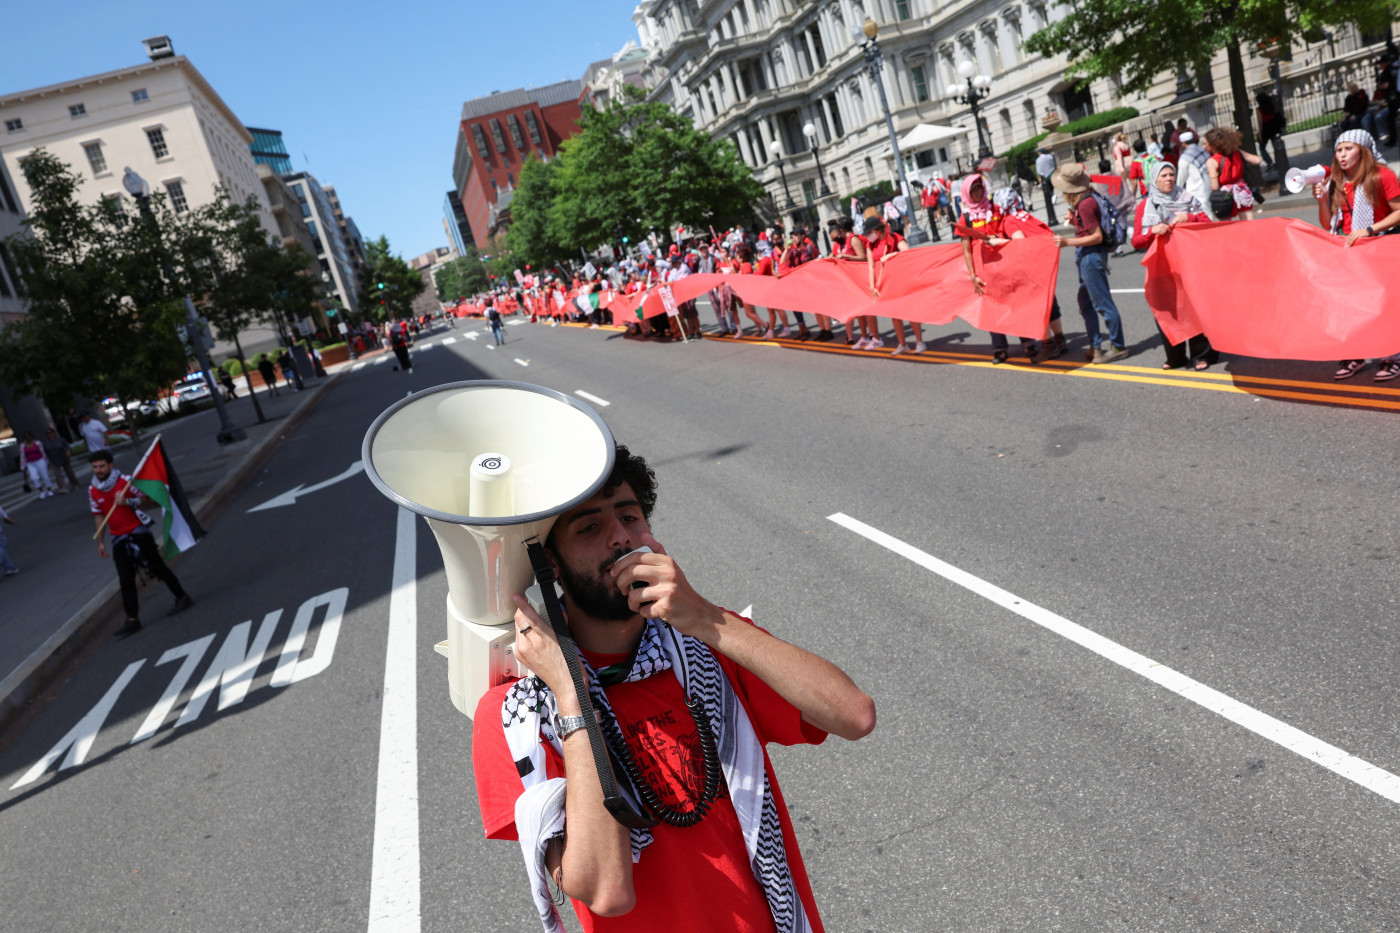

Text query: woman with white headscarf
(1314, 129), (1400, 381)
(1131, 161), (1216, 369)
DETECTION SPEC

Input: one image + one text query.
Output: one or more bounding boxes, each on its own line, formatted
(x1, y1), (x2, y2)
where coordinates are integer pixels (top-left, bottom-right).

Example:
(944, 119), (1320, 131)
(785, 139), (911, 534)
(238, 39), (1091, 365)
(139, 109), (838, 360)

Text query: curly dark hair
(604, 444), (656, 519)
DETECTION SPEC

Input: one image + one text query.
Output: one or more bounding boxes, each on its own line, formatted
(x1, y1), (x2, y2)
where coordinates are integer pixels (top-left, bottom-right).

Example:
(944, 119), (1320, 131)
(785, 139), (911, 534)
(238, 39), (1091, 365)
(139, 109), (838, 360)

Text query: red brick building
(452, 80), (583, 248)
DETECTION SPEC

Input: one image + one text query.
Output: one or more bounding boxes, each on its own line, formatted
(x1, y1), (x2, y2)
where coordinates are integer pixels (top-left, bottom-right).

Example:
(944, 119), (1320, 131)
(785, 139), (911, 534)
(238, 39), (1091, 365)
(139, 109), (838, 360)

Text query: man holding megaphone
(471, 446), (876, 932)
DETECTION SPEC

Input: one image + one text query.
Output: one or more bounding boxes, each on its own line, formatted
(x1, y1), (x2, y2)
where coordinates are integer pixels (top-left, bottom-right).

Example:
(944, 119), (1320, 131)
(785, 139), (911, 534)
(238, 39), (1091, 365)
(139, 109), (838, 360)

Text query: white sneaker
(891, 344), (909, 356)
(761, 328), (775, 339)
(853, 337), (870, 350)
(914, 341), (927, 353)
(776, 326), (792, 338)
(869, 335), (887, 348)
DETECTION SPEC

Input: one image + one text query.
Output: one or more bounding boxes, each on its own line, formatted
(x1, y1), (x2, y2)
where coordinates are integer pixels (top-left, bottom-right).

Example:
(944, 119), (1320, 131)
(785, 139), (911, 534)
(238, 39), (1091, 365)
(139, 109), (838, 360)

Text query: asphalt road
(1, 241), (1398, 933)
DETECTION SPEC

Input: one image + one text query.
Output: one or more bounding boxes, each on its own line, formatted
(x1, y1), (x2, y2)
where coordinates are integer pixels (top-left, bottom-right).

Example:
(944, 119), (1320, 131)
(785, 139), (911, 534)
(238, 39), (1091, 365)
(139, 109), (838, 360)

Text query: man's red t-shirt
(753, 255), (775, 276)
(1338, 167), (1400, 234)
(1000, 213), (1054, 239)
(472, 621), (827, 933)
(89, 473), (143, 537)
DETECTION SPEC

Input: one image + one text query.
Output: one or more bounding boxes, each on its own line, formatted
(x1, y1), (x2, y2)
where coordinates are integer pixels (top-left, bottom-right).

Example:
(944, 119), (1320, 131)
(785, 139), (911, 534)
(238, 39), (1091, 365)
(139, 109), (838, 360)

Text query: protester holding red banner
(956, 186), (1050, 363)
(1131, 162), (1218, 370)
(1316, 129), (1400, 381)
(752, 240), (794, 340)
(864, 217), (922, 355)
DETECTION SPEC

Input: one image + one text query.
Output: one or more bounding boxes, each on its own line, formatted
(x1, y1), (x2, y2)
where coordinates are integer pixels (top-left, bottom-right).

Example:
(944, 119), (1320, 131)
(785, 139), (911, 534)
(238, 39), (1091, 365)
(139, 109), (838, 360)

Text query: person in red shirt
(957, 182), (1041, 363)
(733, 243), (773, 337)
(89, 450), (193, 638)
(472, 446), (875, 932)
(864, 217), (925, 355)
(1315, 129), (1400, 381)
(1203, 126), (1264, 219)
(1130, 162), (1217, 370)
(752, 240), (794, 339)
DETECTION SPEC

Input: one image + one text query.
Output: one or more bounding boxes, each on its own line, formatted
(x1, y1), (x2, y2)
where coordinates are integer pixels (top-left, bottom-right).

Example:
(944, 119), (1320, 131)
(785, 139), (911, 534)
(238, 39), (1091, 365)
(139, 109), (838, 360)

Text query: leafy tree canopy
(434, 249), (491, 302)
(357, 235), (425, 320)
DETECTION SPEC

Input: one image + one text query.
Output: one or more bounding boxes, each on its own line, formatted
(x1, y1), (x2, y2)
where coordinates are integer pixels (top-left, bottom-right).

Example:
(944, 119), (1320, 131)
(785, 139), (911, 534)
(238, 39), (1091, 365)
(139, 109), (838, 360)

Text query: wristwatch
(552, 712), (593, 739)
(1367, 225), (1377, 237)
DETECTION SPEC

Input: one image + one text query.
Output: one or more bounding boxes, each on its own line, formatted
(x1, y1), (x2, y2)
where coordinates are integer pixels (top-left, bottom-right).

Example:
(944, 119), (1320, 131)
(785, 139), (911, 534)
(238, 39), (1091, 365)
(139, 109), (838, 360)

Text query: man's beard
(557, 548), (635, 622)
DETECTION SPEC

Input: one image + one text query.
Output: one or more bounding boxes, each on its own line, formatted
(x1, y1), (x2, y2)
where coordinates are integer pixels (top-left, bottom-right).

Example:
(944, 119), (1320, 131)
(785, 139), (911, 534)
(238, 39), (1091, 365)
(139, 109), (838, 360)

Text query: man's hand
(610, 534), (721, 640)
(509, 595), (581, 708)
(113, 490), (127, 508)
(97, 541), (108, 559)
(1053, 234), (1068, 249)
(2, 515), (14, 525)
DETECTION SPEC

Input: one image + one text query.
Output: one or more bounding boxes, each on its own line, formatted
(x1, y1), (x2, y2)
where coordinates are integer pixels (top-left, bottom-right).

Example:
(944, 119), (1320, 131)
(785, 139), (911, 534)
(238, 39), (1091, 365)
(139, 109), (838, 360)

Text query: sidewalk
(0, 346), (387, 729)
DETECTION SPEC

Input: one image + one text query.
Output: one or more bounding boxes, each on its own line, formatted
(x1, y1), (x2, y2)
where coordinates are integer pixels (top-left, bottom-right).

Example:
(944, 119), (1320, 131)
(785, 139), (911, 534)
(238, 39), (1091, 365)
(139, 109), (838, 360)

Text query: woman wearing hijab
(1314, 129), (1400, 381)
(1131, 161), (1217, 370)
(957, 180), (1040, 363)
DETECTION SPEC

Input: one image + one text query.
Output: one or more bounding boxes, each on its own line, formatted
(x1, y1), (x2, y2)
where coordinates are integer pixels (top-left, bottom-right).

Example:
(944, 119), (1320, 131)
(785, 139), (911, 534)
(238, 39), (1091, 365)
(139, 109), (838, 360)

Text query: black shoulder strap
(524, 537), (657, 830)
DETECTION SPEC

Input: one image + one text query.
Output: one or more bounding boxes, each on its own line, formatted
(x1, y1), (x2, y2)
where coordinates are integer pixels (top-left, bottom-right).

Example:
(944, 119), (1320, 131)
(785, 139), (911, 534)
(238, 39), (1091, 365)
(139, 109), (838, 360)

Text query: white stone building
(0, 37), (275, 240)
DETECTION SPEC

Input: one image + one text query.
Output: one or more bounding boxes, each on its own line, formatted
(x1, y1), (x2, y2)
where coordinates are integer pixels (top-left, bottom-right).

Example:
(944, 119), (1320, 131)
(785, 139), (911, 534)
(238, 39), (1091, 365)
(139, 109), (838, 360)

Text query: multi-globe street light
(946, 59), (995, 161)
(121, 167), (246, 445)
(851, 17), (927, 245)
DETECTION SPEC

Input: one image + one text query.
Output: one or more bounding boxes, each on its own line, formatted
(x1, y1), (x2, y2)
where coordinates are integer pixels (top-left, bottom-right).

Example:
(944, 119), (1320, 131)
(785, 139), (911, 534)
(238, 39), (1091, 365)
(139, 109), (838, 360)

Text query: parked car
(173, 374), (211, 407)
(103, 397), (163, 424)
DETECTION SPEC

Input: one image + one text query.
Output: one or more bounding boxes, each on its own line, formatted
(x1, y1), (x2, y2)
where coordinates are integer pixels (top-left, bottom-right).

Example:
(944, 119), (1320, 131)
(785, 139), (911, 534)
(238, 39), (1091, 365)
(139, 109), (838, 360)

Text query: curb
(0, 368), (345, 732)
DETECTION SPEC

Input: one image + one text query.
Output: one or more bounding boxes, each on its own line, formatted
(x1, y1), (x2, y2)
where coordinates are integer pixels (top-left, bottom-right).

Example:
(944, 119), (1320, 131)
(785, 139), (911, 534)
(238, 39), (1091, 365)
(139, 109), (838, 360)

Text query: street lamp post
(767, 139), (797, 225)
(801, 122), (833, 247)
(852, 17), (928, 245)
(122, 168), (245, 445)
(946, 59), (994, 161)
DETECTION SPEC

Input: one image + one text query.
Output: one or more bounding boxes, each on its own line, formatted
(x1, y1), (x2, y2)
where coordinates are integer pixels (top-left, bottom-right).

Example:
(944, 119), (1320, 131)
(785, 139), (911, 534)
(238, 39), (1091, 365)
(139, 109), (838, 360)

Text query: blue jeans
(0, 526), (16, 573)
(489, 320), (505, 344)
(1363, 109), (1391, 142)
(1075, 247), (1123, 350)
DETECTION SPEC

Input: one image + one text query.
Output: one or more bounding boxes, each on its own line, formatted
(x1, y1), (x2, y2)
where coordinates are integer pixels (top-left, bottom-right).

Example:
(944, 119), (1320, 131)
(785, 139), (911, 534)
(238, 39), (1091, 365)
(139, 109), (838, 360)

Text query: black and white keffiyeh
(502, 618), (813, 933)
(1141, 160), (1204, 229)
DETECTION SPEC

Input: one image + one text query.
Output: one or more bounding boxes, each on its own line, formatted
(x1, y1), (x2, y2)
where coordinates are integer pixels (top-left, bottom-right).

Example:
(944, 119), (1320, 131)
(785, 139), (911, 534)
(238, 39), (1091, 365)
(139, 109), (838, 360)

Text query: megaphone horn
(1285, 164), (1329, 194)
(363, 380), (616, 717)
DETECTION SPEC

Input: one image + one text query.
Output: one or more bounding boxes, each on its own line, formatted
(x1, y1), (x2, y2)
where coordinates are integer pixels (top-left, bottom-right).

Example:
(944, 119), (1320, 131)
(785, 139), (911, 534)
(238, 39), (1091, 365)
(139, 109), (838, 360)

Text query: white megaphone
(363, 381), (615, 718)
(1285, 164), (1329, 194)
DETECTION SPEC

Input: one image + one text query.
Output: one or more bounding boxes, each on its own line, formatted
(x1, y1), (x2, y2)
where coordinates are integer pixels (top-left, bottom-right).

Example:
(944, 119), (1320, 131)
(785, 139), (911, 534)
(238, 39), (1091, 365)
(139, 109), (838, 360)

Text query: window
(165, 180), (188, 213)
(895, 0), (911, 19)
(802, 179), (816, 206)
(0, 242), (24, 297)
(0, 168), (16, 213)
(4, 118), (21, 132)
(0, 247), (12, 298)
(83, 141), (108, 175)
(911, 66), (929, 103)
(291, 183), (305, 199)
(524, 111), (543, 145)
(471, 123), (490, 159)
(146, 127), (169, 159)
(306, 220), (318, 238)
(507, 114), (525, 149)
(69, 103), (86, 118)
(102, 194), (127, 229)
(490, 119), (507, 154)
(131, 88), (149, 102)
(301, 201), (311, 217)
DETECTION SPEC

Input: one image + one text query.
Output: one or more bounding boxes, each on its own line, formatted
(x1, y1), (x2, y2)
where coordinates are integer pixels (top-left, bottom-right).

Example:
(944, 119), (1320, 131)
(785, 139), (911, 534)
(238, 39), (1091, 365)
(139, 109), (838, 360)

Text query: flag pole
(92, 433), (162, 540)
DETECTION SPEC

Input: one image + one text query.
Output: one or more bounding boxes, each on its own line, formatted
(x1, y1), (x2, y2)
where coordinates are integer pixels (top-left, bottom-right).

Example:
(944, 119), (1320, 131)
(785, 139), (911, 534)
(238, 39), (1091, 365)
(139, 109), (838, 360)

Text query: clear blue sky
(1, 0), (642, 259)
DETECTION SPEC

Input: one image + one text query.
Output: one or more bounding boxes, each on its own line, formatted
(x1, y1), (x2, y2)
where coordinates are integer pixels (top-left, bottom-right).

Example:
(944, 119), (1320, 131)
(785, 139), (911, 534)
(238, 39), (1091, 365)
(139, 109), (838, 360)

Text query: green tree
(435, 249), (490, 301)
(357, 235), (425, 320)
(0, 149), (189, 426)
(505, 156), (570, 270)
(1024, 0), (1399, 168)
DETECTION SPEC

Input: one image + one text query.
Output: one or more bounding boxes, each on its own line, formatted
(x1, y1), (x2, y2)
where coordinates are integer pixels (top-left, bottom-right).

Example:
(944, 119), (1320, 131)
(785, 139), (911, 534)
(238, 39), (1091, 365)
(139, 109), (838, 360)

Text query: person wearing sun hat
(1052, 163), (1127, 364)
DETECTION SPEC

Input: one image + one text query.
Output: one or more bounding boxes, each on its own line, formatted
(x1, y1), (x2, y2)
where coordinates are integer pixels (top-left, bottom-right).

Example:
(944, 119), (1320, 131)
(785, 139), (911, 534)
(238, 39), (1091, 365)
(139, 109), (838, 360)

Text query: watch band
(553, 712), (592, 739)
(1367, 225), (1377, 237)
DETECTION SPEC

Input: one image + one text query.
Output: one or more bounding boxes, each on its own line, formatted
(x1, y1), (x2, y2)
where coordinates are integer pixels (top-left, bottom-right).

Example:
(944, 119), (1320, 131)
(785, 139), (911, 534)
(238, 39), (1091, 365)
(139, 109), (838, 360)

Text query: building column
(730, 62), (746, 99)
(756, 117), (776, 159)
(736, 128), (756, 165)
(762, 51), (778, 89)
(803, 30), (820, 76)
(821, 95), (838, 141)
(719, 64), (739, 106)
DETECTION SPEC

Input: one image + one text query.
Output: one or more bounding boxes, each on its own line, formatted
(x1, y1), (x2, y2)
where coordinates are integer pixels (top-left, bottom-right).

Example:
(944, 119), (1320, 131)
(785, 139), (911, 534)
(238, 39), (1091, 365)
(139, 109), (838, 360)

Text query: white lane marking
(574, 390), (611, 407)
(368, 507), (421, 931)
(486, 344), (494, 350)
(827, 512), (1400, 807)
(12, 661), (146, 788)
(374, 356), (389, 365)
(463, 332), (479, 341)
(506, 320), (526, 326)
(248, 460), (365, 512)
(442, 337), (457, 346)
(352, 362), (368, 371)
(514, 358), (529, 367)
(1109, 288), (1146, 293)
(739, 604), (753, 619)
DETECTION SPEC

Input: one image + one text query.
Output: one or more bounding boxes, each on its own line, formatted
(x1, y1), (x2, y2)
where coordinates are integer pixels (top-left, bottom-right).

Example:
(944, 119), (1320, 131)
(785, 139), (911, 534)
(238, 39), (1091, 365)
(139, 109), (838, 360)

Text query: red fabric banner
(626, 240), (1056, 338)
(1144, 217), (1400, 360)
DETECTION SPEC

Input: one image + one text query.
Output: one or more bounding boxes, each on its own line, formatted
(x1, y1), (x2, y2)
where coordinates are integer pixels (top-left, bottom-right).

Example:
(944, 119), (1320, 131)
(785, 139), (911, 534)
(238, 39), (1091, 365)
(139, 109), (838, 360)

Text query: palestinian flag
(129, 438), (206, 559)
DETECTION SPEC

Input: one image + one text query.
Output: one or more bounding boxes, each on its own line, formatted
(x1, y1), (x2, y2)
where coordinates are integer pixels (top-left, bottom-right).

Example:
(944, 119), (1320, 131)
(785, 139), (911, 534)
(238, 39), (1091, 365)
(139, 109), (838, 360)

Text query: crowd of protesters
(458, 107), (1399, 383)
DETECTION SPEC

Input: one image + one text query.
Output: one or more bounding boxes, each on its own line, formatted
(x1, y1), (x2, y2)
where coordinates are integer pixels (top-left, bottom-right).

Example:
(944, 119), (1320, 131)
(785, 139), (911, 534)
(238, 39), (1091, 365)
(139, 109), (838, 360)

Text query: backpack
(1088, 191), (1129, 249)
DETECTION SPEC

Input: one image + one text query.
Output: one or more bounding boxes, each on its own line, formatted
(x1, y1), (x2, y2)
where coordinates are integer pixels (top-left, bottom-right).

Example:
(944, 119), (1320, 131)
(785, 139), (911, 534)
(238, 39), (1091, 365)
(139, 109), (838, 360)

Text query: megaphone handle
(524, 539), (658, 830)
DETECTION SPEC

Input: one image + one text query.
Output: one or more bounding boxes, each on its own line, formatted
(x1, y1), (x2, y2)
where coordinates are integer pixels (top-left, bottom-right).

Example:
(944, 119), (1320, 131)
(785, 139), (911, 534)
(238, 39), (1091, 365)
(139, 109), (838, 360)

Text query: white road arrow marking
(247, 460), (365, 512)
(463, 332), (479, 341)
(514, 358), (530, 367)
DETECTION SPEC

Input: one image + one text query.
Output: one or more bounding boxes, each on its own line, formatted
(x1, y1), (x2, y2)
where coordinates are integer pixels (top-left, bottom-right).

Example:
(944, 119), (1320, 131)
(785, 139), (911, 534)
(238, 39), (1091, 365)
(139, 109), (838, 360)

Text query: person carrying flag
(90, 443), (198, 639)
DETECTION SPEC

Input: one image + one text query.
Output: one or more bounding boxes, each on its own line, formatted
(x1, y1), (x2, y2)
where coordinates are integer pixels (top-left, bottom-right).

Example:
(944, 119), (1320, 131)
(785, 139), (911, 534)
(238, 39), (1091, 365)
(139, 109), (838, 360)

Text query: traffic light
(326, 308), (337, 318)
(377, 282), (385, 290)
(622, 236), (629, 244)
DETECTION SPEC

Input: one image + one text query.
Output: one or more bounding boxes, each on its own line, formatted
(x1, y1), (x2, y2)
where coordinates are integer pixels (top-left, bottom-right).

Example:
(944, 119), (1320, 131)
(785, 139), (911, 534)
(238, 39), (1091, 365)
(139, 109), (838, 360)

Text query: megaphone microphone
(363, 380), (616, 717)
(1285, 164), (1329, 194)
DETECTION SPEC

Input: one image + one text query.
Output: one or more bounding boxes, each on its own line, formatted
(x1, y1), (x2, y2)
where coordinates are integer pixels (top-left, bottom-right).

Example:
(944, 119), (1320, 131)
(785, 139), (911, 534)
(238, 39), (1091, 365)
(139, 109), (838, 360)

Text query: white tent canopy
(899, 123), (970, 150)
